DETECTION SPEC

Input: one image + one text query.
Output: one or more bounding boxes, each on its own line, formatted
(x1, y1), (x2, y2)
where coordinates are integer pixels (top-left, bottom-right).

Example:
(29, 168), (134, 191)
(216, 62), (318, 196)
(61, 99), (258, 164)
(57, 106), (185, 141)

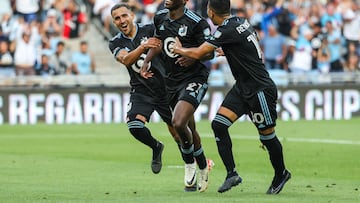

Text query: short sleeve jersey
(154, 8), (211, 88)
(108, 24), (167, 97)
(206, 16), (276, 98)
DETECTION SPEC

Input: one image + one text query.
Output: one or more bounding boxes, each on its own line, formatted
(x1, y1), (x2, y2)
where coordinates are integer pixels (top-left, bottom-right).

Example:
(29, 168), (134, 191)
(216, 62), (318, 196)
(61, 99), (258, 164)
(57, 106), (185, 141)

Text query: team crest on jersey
(160, 24), (165, 31)
(178, 25), (188, 37)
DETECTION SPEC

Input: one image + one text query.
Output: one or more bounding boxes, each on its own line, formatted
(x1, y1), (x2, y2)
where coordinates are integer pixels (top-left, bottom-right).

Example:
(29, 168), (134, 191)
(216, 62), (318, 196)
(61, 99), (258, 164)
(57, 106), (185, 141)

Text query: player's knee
(211, 119), (229, 134)
(171, 117), (186, 132)
(258, 127), (275, 136)
(127, 119), (145, 136)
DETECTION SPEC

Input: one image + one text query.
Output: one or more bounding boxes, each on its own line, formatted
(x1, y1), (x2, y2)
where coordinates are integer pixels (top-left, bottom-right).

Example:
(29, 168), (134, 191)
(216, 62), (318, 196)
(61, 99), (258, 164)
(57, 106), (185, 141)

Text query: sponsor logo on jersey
(163, 37), (178, 58)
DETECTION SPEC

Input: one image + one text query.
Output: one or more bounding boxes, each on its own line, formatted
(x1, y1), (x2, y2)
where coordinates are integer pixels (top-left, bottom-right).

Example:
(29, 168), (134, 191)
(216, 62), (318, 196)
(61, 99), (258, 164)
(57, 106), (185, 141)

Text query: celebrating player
(140, 0), (213, 192)
(109, 3), (178, 174)
(172, 0), (291, 194)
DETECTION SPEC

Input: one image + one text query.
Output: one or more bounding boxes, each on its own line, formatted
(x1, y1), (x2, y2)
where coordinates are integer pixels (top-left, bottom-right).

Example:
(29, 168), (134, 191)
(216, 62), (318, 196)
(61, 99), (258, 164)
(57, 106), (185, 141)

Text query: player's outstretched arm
(173, 37), (215, 60)
(118, 37), (161, 67)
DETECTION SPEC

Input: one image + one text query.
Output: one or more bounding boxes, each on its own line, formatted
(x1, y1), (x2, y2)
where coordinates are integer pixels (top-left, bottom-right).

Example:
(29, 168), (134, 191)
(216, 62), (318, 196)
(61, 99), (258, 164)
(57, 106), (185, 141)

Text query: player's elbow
(191, 52), (203, 60)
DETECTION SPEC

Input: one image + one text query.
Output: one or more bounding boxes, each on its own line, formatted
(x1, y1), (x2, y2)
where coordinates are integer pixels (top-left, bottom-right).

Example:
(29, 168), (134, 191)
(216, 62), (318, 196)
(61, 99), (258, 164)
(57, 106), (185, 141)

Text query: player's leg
(188, 115), (209, 192)
(172, 100), (198, 189)
(173, 80), (209, 191)
(250, 88), (291, 194)
(211, 87), (243, 193)
(127, 95), (164, 174)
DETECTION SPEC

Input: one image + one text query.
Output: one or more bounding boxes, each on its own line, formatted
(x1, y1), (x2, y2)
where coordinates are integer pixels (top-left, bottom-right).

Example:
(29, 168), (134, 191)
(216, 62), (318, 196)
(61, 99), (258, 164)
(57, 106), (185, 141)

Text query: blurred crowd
(0, 0), (95, 77)
(1, 0), (360, 85)
(87, 0), (360, 85)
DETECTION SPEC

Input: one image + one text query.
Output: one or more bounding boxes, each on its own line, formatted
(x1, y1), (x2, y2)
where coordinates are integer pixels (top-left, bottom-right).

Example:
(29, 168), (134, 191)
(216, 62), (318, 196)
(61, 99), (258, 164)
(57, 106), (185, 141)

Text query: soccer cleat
(266, 169), (291, 194)
(151, 142), (164, 174)
(217, 173), (242, 193)
(198, 167), (209, 192)
(184, 162), (197, 187)
(184, 183), (197, 192)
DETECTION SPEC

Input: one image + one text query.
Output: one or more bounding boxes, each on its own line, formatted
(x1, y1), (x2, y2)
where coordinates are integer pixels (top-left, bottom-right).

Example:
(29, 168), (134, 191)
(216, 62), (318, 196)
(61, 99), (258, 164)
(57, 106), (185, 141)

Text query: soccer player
(140, 0), (212, 192)
(109, 3), (177, 174)
(172, 0), (291, 194)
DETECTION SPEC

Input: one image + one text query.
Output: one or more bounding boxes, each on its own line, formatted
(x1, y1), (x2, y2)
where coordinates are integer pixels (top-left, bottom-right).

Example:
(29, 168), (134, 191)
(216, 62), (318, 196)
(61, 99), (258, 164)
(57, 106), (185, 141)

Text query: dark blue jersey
(154, 8), (211, 90)
(206, 16), (276, 98)
(108, 24), (167, 98)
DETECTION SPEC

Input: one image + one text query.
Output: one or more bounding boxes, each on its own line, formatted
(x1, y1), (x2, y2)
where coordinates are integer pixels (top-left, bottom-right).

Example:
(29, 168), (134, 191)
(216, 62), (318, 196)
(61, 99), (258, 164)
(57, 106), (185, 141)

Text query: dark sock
(181, 144), (194, 164)
(260, 133), (285, 177)
(194, 146), (207, 169)
(211, 114), (235, 174)
(177, 144), (187, 162)
(226, 169), (239, 179)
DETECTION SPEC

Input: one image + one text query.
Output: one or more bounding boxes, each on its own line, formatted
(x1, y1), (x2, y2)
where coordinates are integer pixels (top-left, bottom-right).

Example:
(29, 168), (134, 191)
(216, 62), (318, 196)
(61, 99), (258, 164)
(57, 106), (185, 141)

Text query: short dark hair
(209, 0), (230, 16)
(57, 41), (65, 47)
(110, 3), (131, 14)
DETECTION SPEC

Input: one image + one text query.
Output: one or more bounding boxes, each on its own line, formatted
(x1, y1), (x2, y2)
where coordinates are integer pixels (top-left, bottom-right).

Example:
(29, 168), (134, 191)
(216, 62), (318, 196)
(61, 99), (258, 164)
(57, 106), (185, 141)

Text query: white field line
(167, 134), (359, 169)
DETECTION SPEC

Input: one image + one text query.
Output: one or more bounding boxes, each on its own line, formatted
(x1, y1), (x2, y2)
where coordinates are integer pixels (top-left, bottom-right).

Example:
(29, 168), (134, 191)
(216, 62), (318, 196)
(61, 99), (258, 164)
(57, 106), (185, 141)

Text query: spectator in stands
(14, 29), (38, 76)
(343, 53), (360, 73)
(325, 21), (344, 72)
(53, 0), (68, 11)
(39, 0), (58, 22)
(316, 37), (331, 74)
(260, 0), (284, 36)
(140, 3), (157, 24)
(62, 0), (88, 51)
(0, 0), (12, 18)
(67, 40), (95, 74)
(92, 0), (117, 33)
(15, 0), (40, 23)
(49, 41), (69, 75)
(283, 39), (295, 71)
(141, 0), (163, 7)
(1, 12), (15, 42)
(288, 28), (313, 73)
(247, 1), (264, 32)
(320, 2), (342, 31)
(38, 38), (54, 59)
(0, 40), (14, 76)
(36, 54), (56, 76)
(42, 8), (62, 38)
(260, 23), (287, 70)
(342, 5), (360, 59)
(208, 56), (228, 87)
(41, 8), (63, 53)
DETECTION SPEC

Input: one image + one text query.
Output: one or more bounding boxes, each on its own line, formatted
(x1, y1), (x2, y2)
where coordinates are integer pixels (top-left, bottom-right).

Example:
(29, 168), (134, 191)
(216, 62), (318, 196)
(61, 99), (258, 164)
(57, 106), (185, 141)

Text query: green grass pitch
(0, 118), (359, 203)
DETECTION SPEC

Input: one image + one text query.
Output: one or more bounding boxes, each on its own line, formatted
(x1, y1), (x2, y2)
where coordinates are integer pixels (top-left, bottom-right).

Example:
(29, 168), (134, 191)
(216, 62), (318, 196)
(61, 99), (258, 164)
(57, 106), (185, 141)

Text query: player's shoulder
(155, 8), (169, 19)
(109, 32), (123, 44)
(219, 16), (250, 32)
(140, 23), (155, 29)
(184, 8), (204, 23)
(222, 16), (240, 26)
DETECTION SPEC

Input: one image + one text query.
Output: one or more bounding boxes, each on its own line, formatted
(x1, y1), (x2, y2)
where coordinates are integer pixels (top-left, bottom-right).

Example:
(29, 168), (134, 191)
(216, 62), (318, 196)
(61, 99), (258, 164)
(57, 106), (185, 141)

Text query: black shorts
(127, 90), (172, 125)
(222, 85), (278, 130)
(168, 76), (208, 110)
